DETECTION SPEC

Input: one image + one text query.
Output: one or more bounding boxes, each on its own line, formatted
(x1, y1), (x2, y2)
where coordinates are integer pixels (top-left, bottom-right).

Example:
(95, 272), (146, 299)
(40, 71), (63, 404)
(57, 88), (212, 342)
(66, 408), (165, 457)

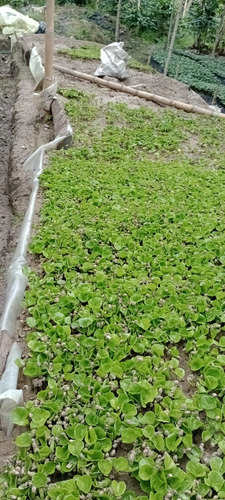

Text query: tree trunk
(115, 0), (122, 42)
(212, 3), (225, 57)
(185, 0), (193, 15)
(137, 0), (141, 32)
(166, 0), (175, 51)
(164, 0), (184, 76)
(182, 0), (188, 18)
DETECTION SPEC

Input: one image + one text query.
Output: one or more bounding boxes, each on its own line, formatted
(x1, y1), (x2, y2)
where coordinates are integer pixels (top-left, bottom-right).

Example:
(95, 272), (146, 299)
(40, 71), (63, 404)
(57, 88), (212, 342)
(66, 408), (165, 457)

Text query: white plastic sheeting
(0, 129), (72, 434)
(0, 6), (39, 36)
(0, 342), (22, 435)
(94, 42), (130, 80)
(0, 132), (71, 337)
(29, 46), (45, 88)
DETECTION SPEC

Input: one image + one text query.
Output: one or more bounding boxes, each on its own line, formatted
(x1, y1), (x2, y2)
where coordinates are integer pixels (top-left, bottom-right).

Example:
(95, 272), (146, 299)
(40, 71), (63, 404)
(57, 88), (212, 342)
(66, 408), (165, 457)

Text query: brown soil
(0, 40), (15, 317)
(25, 34), (209, 113)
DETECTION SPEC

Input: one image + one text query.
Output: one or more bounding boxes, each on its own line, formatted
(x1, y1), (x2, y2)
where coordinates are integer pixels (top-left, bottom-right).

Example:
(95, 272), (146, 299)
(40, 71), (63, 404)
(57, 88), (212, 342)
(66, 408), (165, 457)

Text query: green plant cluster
(152, 47), (225, 106)
(2, 90), (225, 499)
(59, 45), (101, 60)
(174, 49), (225, 80)
(58, 45), (154, 72)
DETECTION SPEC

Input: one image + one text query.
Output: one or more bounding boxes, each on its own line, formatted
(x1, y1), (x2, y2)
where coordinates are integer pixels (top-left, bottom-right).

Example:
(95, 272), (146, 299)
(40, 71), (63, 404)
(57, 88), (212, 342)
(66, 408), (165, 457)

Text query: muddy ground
(0, 31), (212, 467)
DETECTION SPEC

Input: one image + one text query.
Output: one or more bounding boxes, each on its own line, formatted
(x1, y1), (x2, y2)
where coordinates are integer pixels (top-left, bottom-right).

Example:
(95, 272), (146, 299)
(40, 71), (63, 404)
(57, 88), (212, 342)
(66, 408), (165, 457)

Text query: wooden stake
(164, 0), (184, 76)
(44, 0), (55, 89)
(166, 0), (175, 51)
(212, 84), (220, 105)
(115, 0), (122, 42)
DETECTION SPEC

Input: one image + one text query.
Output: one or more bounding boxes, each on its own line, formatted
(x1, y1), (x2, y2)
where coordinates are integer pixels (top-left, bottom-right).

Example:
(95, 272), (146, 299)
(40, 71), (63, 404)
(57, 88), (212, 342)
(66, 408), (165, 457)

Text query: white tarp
(94, 42), (130, 81)
(0, 342), (23, 435)
(0, 5), (39, 35)
(29, 46), (45, 88)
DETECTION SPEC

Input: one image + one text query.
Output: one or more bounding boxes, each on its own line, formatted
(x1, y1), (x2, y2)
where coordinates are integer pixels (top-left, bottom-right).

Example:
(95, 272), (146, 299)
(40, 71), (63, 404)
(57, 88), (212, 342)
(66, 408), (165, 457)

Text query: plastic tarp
(29, 46), (45, 88)
(0, 40), (73, 435)
(0, 5), (39, 36)
(0, 342), (22, 435)
(0, 133), (72, 338)
(0, 131), (72, 434)
(94, 42), (130, 80)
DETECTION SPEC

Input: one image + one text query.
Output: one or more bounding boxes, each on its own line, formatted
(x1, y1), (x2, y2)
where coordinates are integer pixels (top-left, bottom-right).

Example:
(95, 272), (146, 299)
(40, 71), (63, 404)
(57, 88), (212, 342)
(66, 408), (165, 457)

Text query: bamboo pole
(44, 0), (55, 89)
(53, 63), (225, 118)
(164, 0), (184, 76)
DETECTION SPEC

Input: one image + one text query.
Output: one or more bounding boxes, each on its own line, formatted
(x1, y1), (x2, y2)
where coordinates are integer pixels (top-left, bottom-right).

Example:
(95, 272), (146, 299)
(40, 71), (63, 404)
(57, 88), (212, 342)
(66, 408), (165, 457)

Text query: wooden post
(212, 3), (225, 57)
(182, 0), (188, 18)
(115, 0), (122, 42)
(44, 0), (55, 89)
(212, 84), (220, 105)
(166, 0), (175, 51)
(164, 0), (184, 76)
(175, 61), (181, 79)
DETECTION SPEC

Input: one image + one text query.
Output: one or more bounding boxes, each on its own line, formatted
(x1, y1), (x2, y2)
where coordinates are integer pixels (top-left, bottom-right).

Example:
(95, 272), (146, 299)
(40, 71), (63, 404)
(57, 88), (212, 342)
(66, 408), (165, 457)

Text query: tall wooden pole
(164, 0), (184, 76)
(182, 0), (188, 18)
(212, 3), (225, 57)
(115, 0), (122, 42)
(44, 0), (55, 89)
(166, 0), (175, 51)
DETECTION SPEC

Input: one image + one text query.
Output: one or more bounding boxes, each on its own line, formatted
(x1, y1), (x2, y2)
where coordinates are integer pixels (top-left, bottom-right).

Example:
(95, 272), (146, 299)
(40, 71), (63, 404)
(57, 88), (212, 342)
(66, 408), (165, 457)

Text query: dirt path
(0, 43), (15, 317)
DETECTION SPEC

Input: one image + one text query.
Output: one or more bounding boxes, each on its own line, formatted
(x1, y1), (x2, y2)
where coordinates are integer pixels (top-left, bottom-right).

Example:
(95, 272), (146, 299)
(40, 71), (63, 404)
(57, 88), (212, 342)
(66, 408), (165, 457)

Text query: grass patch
(2, 91), (225, 499)
(128, 58), (154, 72)
(59, 45), (101, 60)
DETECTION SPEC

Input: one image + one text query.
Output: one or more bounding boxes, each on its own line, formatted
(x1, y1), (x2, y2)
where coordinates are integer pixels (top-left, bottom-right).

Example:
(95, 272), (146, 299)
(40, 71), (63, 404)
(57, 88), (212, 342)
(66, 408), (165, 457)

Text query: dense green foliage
(53, 0), (225, 50)
(2, 88), (225, 499)
(152, 47), (225, 106)
(188, 0), (221, 50)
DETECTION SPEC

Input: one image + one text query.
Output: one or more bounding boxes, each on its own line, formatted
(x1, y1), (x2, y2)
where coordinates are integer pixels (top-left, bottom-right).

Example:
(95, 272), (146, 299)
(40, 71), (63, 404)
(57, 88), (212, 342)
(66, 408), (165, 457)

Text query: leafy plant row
(152, 47), (225, 107)
(174, 50), (225, 80)
(2, 90), (225, 499)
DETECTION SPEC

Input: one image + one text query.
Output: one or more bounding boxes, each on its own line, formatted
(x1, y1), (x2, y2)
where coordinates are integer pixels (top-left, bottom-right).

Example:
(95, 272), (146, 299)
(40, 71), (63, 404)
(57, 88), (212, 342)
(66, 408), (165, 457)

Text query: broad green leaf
(112, 480), (126, 497)
(12, 407), (29, 426)
(121, 428), (141, 444)
(32, 473), (47, 488)
(113, 457), (129, 472)
(15, 432), (31, 448)
(98, 459), (113, 476)
(75, 475), (92, 494)
(68, 440), (84, 456)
